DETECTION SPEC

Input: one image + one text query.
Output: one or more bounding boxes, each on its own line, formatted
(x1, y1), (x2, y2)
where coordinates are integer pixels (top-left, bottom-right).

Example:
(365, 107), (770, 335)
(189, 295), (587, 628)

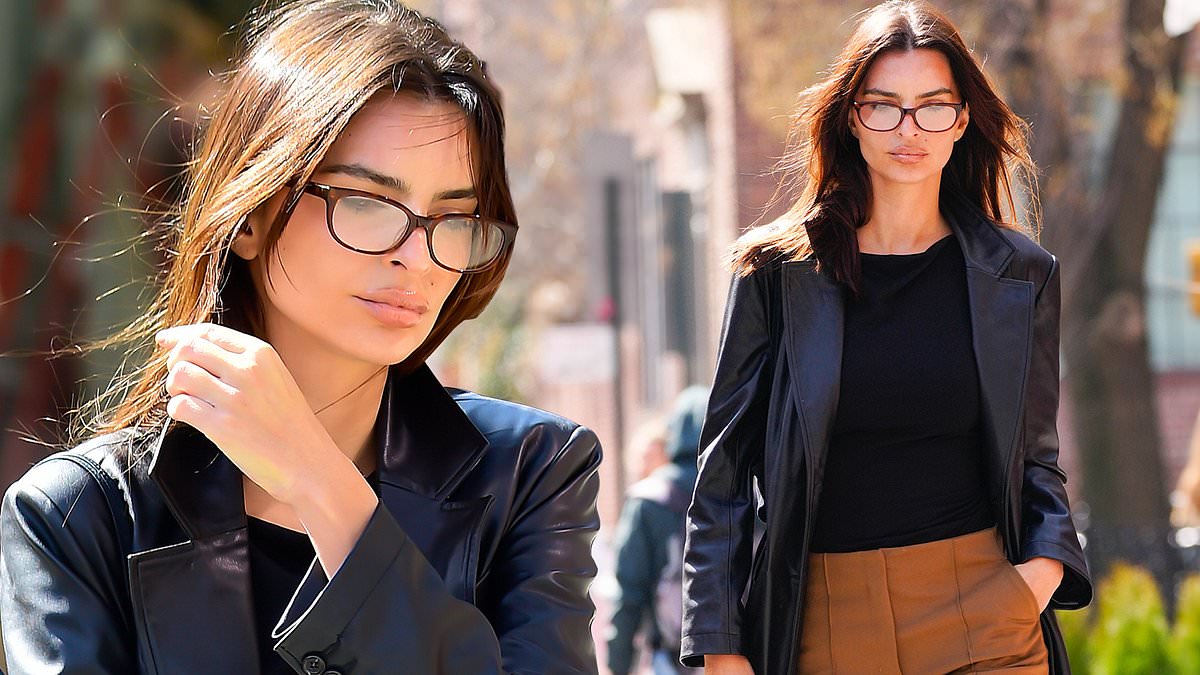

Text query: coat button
(326, 671), (343, 675)
(301, 654), (326, 674)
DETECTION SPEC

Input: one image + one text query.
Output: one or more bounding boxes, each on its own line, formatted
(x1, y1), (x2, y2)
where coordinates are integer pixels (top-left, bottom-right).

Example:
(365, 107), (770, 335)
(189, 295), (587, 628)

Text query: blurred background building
(2, 0), (1199, 671)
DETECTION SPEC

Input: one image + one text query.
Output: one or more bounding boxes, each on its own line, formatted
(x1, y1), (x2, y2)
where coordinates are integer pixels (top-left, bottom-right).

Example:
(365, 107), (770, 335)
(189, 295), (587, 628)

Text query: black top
(248, 516), (315, 675)
(810, 234), (994, 552)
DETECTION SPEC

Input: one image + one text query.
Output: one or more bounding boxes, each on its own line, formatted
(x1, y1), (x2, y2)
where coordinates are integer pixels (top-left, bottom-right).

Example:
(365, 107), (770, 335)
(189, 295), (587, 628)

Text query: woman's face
(238, 94), (475, 368)
(849, 48), (969, 191)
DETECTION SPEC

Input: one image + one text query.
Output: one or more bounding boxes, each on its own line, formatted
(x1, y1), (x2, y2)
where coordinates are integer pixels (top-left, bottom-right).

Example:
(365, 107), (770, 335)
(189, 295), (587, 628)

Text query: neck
(858, 177), (949, 254)
(267, 326), (389, 475)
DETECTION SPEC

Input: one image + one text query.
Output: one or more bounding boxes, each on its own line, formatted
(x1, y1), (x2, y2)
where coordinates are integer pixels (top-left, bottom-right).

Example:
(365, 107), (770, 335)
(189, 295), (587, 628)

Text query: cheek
(261, 213), (353, 305)
(934, 135), (959, 162)
(427, 270), (463, 311)
(857, 133), (887, 161)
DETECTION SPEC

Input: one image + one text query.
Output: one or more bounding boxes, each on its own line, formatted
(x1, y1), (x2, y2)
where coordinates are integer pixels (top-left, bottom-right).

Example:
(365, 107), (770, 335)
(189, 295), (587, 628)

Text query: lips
(354, 289), (428, 328)
(888, 147), (928, 163)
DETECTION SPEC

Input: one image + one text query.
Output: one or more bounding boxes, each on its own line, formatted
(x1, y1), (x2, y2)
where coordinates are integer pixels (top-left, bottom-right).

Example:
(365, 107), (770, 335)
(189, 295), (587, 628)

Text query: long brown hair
(732, 0), (1038, 291)
(79, 0), (515, 444)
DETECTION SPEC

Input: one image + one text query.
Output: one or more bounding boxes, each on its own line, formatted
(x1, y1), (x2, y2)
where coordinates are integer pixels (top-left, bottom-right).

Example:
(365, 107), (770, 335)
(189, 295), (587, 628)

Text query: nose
(389, 225), (433, 272)
(896, 109), (921, 136)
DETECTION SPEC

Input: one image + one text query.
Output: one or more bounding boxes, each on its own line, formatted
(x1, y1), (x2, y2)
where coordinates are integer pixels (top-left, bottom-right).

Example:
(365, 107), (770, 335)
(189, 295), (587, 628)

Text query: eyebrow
(861, 87), (956, 100)
(320, 162), (477, 201)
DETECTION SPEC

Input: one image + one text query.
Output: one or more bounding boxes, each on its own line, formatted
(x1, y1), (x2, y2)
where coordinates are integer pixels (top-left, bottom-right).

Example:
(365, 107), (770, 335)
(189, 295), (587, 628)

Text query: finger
(156, 323), (252, 354)
(165, 393), (214, 426)
(165, 360), (239, 404)
(163, 334), (251, 383)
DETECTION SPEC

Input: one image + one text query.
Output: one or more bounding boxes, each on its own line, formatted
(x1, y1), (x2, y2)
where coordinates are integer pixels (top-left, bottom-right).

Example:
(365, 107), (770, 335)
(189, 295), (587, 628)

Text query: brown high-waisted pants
(798, 528), (1048, 674)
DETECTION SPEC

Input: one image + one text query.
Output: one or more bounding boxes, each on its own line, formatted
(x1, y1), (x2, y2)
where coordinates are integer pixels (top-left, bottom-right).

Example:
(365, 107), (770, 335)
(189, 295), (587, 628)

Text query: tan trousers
(798, 528), (1048, 674)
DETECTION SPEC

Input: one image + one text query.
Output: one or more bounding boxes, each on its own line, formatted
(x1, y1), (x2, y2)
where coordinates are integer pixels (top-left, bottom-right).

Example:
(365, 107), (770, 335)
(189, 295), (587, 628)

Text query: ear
(953, 103), (970, 142)
(848, 106), (860, 139)
(231, 192), (286, 261)
(231, 210), (268, 261)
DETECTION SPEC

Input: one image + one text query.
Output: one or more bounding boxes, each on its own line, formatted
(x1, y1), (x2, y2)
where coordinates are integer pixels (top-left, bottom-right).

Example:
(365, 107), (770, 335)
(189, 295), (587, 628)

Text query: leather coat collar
(939, 191), (1017, 278)
(146, 363), (489, 541)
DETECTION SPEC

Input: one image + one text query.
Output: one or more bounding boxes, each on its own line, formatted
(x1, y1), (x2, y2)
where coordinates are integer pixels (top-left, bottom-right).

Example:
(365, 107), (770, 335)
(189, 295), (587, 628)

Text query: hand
(158, 323), (377, 577)
(705, 654), (755, 675)
(158, 323), (337, 505)
(1013, 556), (1064, 612)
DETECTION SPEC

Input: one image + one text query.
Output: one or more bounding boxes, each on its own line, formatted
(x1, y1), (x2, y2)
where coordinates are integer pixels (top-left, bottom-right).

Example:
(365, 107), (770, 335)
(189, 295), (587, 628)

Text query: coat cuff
(1021, 538), (1092, 609)
(272, 500), (406, 670)
(680, 632), (743, 668)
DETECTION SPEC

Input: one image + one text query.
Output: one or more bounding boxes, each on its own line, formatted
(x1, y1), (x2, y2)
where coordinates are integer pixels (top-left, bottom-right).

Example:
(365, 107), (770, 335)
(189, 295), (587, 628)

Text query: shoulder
(996, 225), (1057, 287)
(3, 431), (141, 513)
(725, 247), (785, 311)
(451, 390), (602, 469)
(1, 430), (147, 552)
(731, 219), (794, 281)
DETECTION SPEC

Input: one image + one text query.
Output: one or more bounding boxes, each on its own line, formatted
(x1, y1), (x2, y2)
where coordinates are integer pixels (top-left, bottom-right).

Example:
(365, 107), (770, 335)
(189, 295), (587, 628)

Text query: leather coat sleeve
(680, 270), (772, 664)
(0, 458), (135, 674)
(1018, 257), (1092, 608)
(273, 425), (602, 675)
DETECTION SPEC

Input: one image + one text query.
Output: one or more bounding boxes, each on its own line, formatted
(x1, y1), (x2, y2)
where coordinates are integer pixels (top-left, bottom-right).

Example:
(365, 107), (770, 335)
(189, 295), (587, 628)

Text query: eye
(434, 202), (478, 217)
(341, 196), (391, 213)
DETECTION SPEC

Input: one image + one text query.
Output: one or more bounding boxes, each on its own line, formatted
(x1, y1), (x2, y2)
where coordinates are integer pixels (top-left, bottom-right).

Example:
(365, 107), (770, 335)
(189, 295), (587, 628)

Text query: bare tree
(992, 0), (1194, 588)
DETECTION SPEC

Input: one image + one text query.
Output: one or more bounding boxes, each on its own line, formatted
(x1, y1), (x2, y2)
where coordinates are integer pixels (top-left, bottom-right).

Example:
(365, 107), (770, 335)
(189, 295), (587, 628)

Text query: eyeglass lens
(333, 195), (504, 271)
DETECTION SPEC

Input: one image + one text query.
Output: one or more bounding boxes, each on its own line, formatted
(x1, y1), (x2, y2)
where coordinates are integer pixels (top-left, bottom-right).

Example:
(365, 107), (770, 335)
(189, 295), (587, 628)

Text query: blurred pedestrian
(631, 417), (670, 483)
(0, 1), (602, 673)
(1171, 410), (1200, 528)
(607, 387), (708, 675)
(681, 2), (1092, 674)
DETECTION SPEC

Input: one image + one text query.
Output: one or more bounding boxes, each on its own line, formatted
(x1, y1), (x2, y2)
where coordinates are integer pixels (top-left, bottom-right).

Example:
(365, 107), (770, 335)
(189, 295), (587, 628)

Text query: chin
(323, 326), (431, 368)
(869, 165), (943, 187)
(342, 345), (420, 368)
(892, 172), (941, 185)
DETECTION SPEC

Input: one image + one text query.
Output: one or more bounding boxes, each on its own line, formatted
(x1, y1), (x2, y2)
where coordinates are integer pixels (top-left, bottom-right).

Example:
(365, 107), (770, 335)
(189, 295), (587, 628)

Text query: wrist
(276, 432), (348, 505)
(291, 455), (378, 577)
(1019, 556), (1064, 609)
(291, 453), (376, 529)
(1024, 556), (1064, 576)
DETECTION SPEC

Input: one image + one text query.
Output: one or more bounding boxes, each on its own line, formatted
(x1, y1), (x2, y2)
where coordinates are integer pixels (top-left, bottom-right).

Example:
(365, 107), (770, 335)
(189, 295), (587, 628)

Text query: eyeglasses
(851, 101), (965, 133)
(284, 181), (517, 273)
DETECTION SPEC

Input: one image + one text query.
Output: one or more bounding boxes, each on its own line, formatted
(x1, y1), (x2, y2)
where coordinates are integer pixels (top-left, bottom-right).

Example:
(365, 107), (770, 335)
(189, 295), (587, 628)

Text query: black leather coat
(0, 364), (602, 674)
(681, 196), (1092, 675)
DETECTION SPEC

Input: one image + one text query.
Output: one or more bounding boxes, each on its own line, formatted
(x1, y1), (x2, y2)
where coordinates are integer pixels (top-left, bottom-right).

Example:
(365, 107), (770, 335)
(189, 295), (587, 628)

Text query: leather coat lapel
(377, 365), (490, 500)
(964, 266), (1033, 514)
(128, 530), (258, 674)
(379, 482), (492, 603)
(781, 259), (844, 497)
(132, 423), (257, 674)
(375, 365), (493, 602)
(945, 196), (1032, 522)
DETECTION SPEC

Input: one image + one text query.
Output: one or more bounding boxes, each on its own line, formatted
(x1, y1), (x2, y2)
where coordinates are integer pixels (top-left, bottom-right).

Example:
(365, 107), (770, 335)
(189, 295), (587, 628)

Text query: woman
(0, 2), (601, 673)
(681, 2), (1091, 674)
